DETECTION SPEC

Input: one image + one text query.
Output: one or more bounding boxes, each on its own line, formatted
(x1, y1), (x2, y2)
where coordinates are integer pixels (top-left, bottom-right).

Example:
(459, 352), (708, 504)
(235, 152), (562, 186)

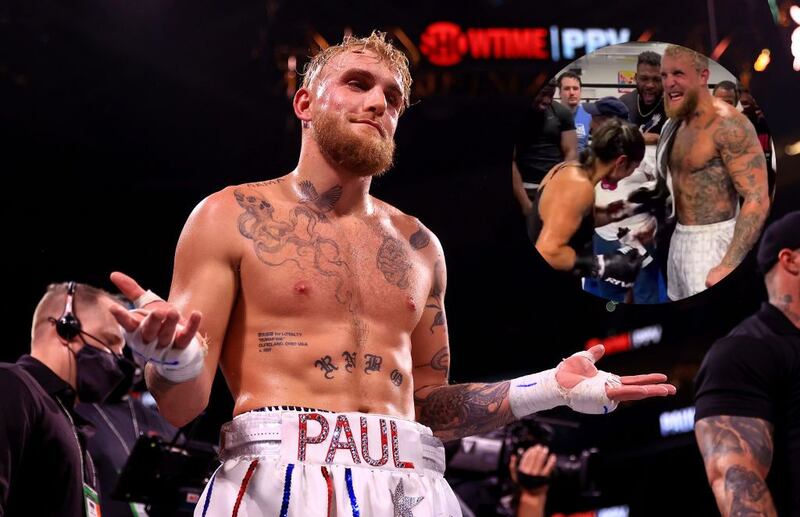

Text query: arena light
(659, 406), (695, 437)
(584, 325), (663, 356)
(753, 48), (771, 72)
(791, 5), (800, 70)
(388, 27), (421, 66)
(710, 35), (732, 61)
(552, 505), (630, 517)
(785, 139), (800, 155)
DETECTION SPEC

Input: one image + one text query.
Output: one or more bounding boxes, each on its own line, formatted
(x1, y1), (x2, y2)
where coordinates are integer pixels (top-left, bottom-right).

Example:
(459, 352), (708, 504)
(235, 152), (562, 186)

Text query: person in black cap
(0, 282), (132, 517)
(583, 96), (630, 126)
(694, 210), (800, 516)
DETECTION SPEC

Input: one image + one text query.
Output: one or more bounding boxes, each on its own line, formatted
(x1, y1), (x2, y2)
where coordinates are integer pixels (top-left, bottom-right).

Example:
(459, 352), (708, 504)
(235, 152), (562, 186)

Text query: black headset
(53, 281), (82, 340)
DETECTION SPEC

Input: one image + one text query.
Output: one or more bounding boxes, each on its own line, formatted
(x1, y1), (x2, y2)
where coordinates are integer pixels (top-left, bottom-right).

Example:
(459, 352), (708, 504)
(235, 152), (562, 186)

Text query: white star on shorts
(390, 479), (424, 517)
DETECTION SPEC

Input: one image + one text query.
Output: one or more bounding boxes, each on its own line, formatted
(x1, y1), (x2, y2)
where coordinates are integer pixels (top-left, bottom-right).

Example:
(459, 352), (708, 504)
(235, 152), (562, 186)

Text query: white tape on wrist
(133, 289), (164, 308)
(509, 352), (622, 417)
(120, 324), (207, 383)
(508, 368), (566, 418)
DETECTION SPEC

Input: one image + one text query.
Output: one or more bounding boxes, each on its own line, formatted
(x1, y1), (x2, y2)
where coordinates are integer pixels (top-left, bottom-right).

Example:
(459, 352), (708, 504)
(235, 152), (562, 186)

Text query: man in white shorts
(108, 32), (675, 516)
(656, 45), (769, 300)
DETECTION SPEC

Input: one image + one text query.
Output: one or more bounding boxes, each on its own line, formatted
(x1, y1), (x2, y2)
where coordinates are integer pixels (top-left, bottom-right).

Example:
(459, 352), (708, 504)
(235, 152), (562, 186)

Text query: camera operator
(509, 444), (557, 517)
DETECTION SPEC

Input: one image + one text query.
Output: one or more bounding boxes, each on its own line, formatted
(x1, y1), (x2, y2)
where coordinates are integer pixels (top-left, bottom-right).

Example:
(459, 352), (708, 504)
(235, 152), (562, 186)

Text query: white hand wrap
(133, 289), (164, 308)
(509, 351), (622, 417)
(121, 324), (207, 383)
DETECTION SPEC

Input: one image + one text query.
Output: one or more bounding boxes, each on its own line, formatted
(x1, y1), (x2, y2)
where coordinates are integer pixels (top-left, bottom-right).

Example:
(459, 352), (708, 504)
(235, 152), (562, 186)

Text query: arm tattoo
(377, 236), (413, 288)
(415, 382), (513, 442)
(425, 260), (446, 333)
(413, 346), (451, 379)
(714, 117), (752, 163)
(713, 117), (769, 268)
(696, 416), (776, 516)
(725, 466), (774, 517)
(696, 416), (773, 469)
(722, 211), (765, 268)
(409, 227), (431, 250)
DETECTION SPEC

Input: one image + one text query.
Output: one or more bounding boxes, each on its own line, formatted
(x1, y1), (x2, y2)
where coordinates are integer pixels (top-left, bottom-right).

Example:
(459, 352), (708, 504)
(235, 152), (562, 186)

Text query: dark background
(3, 0), (799, 515)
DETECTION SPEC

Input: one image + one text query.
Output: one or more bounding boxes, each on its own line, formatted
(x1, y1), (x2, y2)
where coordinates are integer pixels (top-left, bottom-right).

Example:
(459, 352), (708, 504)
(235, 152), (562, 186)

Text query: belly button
(295, 281), (310, 295)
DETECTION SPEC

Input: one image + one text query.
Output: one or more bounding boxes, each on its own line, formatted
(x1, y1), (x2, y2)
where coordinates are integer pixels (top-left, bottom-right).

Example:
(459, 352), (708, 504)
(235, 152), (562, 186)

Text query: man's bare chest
(235, 200), (430, 324)
(669, 124), (719, 177)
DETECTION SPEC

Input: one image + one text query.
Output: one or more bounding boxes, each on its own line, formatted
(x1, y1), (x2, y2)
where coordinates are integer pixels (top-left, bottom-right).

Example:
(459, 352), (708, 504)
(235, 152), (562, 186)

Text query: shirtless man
(110, 33), (675, 516)
(658, 45), (769, 300)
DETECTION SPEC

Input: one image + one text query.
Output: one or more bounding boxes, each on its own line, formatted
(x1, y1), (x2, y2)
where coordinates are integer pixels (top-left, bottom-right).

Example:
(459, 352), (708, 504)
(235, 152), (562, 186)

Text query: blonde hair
(301, 31), (412, 111)
(664, 44), (709, 72)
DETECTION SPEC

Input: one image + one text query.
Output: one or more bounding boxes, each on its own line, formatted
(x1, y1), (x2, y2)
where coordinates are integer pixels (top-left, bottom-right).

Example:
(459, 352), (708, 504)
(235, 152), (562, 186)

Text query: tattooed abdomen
(674, 157), (738, 224)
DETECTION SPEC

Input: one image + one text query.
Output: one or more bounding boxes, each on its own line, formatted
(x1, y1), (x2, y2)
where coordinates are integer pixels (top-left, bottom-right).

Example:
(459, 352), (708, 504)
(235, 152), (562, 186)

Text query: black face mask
(72, 344), (129, 403)
(104, 356), (139, 403)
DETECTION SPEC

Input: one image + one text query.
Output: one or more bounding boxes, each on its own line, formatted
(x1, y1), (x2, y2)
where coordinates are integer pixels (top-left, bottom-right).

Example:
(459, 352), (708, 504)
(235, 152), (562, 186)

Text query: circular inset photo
(513, 42), (775, 303)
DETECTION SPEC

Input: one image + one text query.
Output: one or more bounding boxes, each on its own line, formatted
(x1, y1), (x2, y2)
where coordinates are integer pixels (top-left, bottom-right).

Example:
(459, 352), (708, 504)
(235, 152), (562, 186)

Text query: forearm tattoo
(696, 416), (776, 516)
(415, 381), (513, 442)
(725, 466), (774, 517)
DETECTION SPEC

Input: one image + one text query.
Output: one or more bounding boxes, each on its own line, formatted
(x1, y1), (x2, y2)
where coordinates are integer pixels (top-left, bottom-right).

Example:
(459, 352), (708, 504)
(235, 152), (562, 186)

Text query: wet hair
(557, 71), (582, 89)
(663, 44), (709, 72)
(301, 31), (412, 112)
(713, 80), (739, 105)
(579, 118), (645, 168)
(637, 50), (661, 69)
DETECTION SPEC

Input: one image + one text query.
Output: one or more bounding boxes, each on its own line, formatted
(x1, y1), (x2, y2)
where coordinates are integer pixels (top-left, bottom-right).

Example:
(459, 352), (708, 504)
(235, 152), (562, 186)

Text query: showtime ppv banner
(419, 21), (632, 66)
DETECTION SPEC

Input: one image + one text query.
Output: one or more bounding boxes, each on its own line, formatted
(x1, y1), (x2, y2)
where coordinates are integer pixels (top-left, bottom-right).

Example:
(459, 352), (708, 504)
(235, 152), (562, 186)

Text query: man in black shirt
(695, 211), (800, 516)
(76, 381), (178, 516)
(0, 282), (129, 517)
(619, 51), (666, 145)
(512, 79), (577, 217)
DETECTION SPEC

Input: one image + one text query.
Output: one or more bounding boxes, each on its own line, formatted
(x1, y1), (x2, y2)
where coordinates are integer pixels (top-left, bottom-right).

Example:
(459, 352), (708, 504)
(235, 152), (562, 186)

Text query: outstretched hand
(109, 271), (203, 351)
(556, 345), (676, 401)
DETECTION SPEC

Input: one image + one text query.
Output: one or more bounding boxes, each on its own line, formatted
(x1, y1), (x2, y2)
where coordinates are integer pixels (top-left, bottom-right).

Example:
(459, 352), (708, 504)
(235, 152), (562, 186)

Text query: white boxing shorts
(667, 218), (736, 300)
(195, 407), (462, 517)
